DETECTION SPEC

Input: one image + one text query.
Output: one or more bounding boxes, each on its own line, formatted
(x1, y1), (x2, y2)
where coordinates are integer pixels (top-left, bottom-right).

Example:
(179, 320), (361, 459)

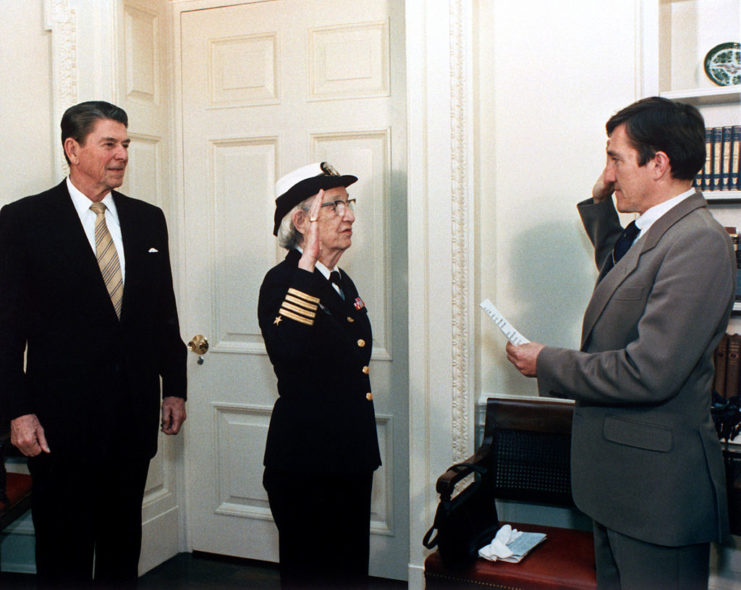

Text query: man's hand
(161, 396), (186, 435)
(298, 190), (324, 272)
(10, 414), (50, 456)
(505, 341), (545, 377)
(592, 170), (614, 203)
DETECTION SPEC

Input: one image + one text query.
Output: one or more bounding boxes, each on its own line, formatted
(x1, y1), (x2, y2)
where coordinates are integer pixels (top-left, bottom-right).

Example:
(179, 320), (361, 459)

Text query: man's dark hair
(605, 96), (705, 180)
(60, 101), (128, 165)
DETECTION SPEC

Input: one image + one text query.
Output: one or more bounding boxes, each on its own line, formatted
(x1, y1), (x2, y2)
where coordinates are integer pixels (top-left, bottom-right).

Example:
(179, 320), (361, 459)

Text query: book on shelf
(726, 334), (741, 401)
(726, 228), (740, 301)
(695, 125), (740, 193)
(722, 126), (735, 191)
(732, 127), (741, 191)
(713, 127), (723, 191)
(715, 333), (730, 399)
(714, 333), (741, 401)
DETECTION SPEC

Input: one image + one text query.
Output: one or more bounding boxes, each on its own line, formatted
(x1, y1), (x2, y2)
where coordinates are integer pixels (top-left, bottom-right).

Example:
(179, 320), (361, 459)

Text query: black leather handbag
(422, 463), (499, 569)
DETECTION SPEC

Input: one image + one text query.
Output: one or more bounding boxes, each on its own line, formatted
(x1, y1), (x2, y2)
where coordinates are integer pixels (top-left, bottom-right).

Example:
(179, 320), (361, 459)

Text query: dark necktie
(601, 220), (640, 279)
(612, 220), (640, 265)
(329, 270), (344, 300)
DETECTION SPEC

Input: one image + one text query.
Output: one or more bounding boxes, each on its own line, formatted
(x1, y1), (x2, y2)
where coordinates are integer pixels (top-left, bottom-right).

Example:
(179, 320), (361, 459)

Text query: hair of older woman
(276, 196), (312, 250)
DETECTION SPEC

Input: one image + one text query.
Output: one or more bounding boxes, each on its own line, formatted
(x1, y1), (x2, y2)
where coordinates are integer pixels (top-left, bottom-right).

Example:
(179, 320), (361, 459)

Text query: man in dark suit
(258, 162), (381, 589)
(0, 101), (187, 588)
(506, 97), (734, 589)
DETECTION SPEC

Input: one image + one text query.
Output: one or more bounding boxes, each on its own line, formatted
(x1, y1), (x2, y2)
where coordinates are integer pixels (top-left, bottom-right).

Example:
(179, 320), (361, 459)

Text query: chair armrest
(435, 442), (493, 499)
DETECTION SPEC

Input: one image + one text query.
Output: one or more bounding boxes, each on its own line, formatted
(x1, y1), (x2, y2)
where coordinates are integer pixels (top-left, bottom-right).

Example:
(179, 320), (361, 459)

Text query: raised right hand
(298, 190), (324, 271)
(592, 170), (615, 203)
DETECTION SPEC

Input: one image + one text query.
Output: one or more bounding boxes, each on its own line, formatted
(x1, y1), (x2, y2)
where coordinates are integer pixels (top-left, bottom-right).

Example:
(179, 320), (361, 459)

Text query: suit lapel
(39, 182), (121, 320)
(46, 182), (108, 283)
(580, 192), (707, 348)
(47, 181), (94, 255)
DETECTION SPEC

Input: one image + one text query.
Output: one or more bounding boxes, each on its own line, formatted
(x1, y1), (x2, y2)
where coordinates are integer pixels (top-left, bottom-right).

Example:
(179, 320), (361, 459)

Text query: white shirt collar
(634, 187), (696, 238)
(314, 260), (338, 280)
(294, 247), (337, 280)
(66, 177), (120, 223)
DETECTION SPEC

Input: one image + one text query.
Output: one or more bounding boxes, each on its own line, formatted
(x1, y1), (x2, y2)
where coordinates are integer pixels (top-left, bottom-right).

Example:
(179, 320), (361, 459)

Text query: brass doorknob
(188, 334), (209, 364)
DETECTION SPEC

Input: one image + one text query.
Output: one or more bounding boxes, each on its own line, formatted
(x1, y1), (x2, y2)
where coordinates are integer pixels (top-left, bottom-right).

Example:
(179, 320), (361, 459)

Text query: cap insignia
(320, 162), (339, 176)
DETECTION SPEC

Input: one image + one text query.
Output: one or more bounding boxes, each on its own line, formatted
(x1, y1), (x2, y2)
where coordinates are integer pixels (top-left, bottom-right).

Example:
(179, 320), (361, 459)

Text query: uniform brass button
(357, 339), (366, 348)
(362, 366), (370, 375)
(347, 316), (355, 323)
(366, 393), (373, 401)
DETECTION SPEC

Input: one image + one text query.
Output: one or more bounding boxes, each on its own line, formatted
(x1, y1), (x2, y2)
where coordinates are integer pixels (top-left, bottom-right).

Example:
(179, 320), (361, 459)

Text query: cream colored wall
(0, 0), (55, 203)
(476, 1), (640, 398)
(0, 0), (53, 573)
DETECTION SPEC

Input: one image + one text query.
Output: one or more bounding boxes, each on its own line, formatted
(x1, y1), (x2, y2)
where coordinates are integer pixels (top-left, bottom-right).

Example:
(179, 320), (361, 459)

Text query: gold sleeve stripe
(281, 301), (316, 318)
(287, 288), (320, 304)
(285, 294), (318, 311)
(279, 308), (314, 326)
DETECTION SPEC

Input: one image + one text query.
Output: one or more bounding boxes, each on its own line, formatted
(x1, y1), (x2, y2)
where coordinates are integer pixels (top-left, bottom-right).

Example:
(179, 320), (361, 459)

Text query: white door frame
(405, 1), (477, 588)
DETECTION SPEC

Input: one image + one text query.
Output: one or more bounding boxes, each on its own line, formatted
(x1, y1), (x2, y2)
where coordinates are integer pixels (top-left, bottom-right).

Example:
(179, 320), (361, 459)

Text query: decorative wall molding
(45, 0), (78, 179)
(407, 1), (473, 585)
(449, 0), (473, 462)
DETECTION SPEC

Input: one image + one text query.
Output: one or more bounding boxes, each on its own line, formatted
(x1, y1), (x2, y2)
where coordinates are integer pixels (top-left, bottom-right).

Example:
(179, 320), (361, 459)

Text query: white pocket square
(148, 247), (159, 253)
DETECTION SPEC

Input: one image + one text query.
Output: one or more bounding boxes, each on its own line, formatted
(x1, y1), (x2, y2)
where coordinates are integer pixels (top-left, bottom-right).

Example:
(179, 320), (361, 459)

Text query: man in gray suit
(507, 97), (734, 590)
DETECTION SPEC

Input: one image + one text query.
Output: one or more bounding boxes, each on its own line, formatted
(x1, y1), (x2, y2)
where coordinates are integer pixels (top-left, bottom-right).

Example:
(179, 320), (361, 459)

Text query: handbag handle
(437, 462), (487, 499)
(422, 522), (438, 549)
(423, 462), (489, 549)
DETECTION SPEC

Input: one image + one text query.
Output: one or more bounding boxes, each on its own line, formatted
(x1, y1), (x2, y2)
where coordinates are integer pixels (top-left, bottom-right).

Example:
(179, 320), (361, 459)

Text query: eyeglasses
(319, 198), (356, 217)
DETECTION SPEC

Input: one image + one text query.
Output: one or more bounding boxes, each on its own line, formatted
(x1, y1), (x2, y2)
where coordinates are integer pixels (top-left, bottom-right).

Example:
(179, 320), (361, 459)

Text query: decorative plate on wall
(704, 42), (741, 86)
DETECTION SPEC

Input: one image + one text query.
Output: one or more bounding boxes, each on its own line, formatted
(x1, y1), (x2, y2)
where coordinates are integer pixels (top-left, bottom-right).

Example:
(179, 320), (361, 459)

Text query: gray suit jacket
(537, 192), (734, 546)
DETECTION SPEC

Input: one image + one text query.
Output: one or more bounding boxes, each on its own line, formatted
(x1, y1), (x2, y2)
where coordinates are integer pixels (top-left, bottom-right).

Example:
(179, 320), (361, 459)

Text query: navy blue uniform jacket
(258, 249), (381, 473)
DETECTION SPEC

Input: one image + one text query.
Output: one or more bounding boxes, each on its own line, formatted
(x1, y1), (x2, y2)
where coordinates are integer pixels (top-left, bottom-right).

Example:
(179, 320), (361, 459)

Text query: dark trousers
(263, 468), (374, 590)
(593, 521), (710, 590)
(28, 452), (151, 589)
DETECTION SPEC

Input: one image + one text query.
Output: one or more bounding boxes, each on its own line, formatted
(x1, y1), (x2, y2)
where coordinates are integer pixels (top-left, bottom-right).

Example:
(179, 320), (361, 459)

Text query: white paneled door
(178, 0), (408, 580)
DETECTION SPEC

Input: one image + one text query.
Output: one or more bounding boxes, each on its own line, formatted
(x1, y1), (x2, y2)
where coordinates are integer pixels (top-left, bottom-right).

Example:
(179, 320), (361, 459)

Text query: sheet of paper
(480, 299), (530, 346)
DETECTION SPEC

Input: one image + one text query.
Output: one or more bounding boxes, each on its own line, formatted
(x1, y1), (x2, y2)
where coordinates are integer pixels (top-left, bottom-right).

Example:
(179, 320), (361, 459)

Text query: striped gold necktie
(90, 202), (123, 319)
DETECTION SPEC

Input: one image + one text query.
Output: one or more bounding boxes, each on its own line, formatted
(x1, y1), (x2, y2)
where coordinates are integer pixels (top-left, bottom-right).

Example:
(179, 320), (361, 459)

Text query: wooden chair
(424, 397), (596, 590)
